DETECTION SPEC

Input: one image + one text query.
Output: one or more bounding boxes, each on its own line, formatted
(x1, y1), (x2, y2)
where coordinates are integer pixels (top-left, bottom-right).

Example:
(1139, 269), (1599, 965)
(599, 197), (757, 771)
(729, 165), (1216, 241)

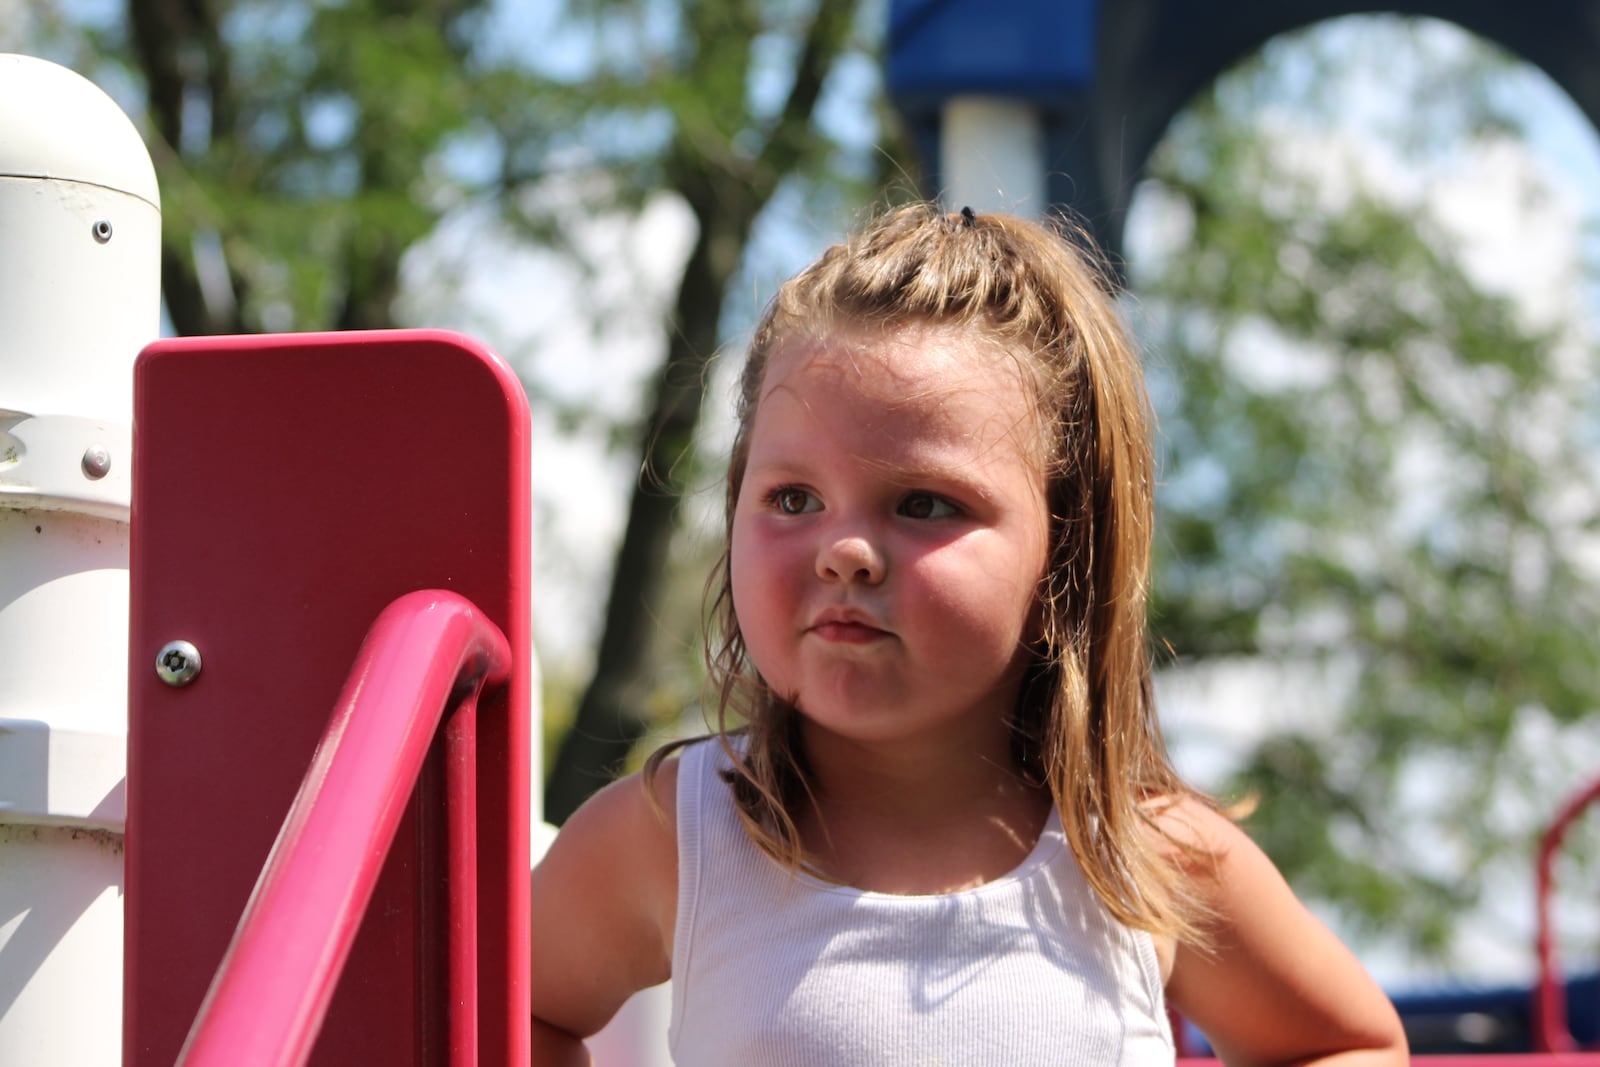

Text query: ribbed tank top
(669, 740), (1174, 1065)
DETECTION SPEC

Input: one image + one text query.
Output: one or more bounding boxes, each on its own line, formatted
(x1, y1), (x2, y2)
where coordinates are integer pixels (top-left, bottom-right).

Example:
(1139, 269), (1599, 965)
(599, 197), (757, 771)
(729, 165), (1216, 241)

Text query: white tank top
(669, 740), (1175, 1066)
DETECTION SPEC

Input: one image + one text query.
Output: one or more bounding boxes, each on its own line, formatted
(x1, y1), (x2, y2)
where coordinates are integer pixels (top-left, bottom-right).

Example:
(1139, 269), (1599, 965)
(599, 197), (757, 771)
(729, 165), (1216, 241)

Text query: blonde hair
(649, 202), (1214, 943)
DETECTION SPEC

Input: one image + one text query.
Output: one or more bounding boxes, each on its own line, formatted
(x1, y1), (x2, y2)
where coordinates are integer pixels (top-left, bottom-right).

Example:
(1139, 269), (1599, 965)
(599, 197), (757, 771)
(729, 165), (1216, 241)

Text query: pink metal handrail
(1535, 773), (1600, 1053)
(174, 590), (513, 1067)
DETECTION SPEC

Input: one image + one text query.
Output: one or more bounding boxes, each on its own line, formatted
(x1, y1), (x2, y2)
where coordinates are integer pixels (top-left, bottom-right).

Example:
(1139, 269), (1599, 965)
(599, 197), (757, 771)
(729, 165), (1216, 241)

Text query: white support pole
(0, 53), (160, 1064)
(939, 96), (1047, 217)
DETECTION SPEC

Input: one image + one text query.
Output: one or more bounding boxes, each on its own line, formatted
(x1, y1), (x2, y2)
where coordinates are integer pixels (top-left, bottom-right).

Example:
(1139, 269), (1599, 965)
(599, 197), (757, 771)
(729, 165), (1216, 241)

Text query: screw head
(82, 445), (112, 479)
(156, 640), (202, 687)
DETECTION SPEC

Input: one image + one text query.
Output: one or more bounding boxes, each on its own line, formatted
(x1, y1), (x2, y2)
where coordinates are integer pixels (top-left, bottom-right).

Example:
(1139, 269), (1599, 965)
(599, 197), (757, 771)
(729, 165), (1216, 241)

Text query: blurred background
(9, 0), (1599, 1006)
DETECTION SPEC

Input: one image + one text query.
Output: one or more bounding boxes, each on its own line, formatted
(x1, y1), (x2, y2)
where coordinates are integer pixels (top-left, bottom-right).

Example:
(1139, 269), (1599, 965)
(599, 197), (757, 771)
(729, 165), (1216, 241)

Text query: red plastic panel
(125, 330), (531, 1066)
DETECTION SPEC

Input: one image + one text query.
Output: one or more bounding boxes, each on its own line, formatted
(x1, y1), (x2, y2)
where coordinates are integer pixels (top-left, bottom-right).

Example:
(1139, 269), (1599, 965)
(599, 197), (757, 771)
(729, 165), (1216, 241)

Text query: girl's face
(730, 324), (1051, 760)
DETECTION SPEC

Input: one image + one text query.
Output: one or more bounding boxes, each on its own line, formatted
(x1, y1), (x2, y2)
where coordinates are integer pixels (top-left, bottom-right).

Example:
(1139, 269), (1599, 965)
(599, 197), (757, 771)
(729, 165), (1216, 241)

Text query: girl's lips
(809, 619), (888, 644)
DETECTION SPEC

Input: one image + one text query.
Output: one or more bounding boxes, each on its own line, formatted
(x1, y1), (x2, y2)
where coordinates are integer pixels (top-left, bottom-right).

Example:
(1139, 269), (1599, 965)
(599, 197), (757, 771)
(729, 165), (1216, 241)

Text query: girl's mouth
(809, 619), (887, 644)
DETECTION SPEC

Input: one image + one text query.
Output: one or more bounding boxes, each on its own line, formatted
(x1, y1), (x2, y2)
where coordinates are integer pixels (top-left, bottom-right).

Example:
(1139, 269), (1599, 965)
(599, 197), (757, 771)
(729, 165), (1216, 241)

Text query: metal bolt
(92, 219), (113, 243)
(82, 445), (112, 480)
(156, 640), (202, 687)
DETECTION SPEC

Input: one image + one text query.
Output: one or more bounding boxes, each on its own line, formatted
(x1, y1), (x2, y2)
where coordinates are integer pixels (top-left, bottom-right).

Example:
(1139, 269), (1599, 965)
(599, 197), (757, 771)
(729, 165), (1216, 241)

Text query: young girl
(529, 203), (1407, 1065)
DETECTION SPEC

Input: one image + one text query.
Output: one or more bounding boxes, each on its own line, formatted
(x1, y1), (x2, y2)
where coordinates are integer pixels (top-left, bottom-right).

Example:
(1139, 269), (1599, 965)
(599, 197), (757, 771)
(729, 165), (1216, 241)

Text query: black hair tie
(960, 205), (977, 227)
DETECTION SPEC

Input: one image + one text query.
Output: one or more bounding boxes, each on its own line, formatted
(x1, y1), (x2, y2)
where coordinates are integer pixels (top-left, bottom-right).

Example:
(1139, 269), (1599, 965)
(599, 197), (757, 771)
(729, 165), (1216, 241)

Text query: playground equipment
(0, 53), (540, 1065)
(1534, 777), (1600, 1052)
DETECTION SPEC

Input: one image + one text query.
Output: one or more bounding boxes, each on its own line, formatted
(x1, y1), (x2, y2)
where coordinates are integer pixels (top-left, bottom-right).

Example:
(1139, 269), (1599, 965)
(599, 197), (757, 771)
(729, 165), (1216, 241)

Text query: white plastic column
(939, 96), (1047, 217)
(0, 53), (160, 1064)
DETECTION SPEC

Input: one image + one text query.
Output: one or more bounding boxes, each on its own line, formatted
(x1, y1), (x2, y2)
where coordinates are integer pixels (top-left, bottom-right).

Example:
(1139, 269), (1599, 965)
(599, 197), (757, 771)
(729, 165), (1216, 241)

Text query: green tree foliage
(1134, 17), (1600, 956)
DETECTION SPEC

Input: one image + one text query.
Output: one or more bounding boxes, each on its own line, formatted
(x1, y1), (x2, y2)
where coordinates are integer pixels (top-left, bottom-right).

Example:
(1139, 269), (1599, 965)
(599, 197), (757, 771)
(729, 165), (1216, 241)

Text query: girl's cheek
(730, 530), (782, 627)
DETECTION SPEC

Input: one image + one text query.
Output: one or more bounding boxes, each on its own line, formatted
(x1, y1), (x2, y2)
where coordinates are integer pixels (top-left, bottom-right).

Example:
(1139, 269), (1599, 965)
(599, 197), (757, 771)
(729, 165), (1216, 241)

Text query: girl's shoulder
(554, 749), (682, 861)
(589, 751), (682, 870)
(1152, 797), (1408, 1063)
(1141, 792), (1237, 867)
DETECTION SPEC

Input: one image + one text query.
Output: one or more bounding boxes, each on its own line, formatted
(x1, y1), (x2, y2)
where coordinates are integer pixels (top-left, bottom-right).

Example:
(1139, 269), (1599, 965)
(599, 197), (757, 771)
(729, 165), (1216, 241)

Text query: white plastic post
(0, 53), (160, 1064)
(939, 96), (1047, 217)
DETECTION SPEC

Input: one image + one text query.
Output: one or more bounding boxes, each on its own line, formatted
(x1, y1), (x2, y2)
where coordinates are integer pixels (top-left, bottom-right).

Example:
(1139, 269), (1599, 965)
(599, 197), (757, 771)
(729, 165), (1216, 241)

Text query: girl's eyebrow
(855, 456), (1003, 503)
(741, 455), (813, 480)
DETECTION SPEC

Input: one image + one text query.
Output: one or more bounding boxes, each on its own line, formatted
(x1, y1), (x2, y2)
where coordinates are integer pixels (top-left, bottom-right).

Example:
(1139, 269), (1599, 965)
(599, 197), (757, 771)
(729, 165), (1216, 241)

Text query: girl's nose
(816, 531), (885, 585)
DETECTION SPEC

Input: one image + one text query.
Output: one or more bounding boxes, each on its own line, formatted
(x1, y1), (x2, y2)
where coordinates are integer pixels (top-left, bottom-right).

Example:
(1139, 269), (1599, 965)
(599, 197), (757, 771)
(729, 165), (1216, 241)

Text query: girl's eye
(768, 487), (818, 515)
(899, 493), (957, 520)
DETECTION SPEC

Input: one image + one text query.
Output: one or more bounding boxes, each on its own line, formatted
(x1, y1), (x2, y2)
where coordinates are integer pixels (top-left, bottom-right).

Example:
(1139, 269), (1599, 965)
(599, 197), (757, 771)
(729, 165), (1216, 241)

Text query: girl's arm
(1162, 801), (1409, 1066)
(529, 761), (679, 1061)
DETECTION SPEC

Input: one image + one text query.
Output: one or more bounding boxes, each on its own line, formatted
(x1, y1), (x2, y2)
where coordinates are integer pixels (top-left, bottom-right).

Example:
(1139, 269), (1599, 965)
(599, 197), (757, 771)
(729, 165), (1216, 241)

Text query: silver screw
(156, 640), (202, 687)
(92, 219), (113, 243)
(82, 445), (112, 479)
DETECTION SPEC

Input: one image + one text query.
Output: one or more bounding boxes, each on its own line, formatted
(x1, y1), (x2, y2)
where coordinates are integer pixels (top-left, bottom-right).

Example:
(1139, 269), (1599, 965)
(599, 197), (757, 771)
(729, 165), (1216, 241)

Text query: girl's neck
(791, 718), (1054, 894)
(799, 722), (1031, 819)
